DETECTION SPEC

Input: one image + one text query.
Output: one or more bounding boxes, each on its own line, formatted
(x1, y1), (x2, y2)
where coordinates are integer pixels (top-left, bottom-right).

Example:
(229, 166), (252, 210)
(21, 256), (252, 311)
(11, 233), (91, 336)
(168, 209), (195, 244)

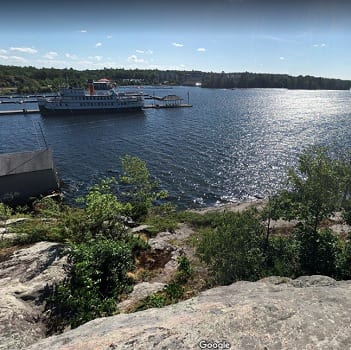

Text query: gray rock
(117, 282), (166, 313)
(26, 275), (351, 350)
(131, 225), (151, 233)
(5, 218), (31, 226)
(0, 242), (67, 350)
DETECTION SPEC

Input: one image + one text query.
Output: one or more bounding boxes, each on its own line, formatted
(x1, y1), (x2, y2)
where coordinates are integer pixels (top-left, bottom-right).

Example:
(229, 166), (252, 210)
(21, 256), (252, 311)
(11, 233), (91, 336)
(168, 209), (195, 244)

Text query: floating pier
(144, 94), (192, 109)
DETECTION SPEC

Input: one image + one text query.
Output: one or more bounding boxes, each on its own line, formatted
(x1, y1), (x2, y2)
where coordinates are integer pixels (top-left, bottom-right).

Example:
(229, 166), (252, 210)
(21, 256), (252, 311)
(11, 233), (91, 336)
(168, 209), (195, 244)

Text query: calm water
(1, 87), (351, 208)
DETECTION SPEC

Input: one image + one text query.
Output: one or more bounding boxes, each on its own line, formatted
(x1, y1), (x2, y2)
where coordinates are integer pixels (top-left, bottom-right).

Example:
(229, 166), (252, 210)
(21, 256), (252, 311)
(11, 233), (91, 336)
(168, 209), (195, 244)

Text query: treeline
(201, 71), (351, 90)
(0, 65), (202, 94)
(0, 64), (350, 93)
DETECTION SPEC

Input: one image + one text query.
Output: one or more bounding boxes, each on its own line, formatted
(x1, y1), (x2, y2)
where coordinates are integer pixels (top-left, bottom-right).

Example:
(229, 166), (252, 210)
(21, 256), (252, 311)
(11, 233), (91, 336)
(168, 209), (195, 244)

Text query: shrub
(294, 225), (340, 277)
(46, 239), (134, 332)
(264, 236), (300, 277)
(145, 203), (178, 234)
(336, 232), (351, 279)
(175, 255), (193, 283)
(0, 202), (12, 220)
(196, 210), (265, 284)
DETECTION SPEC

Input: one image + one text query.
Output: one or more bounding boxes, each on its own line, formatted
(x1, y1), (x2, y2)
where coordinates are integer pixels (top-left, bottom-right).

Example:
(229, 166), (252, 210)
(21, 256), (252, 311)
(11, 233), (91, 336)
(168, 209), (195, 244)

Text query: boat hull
(38, 106), (143, 116)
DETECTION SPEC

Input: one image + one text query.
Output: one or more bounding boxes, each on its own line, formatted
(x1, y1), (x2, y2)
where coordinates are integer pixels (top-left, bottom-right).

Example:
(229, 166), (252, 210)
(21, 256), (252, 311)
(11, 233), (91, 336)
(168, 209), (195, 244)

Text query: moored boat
(37, 79), (144, 116)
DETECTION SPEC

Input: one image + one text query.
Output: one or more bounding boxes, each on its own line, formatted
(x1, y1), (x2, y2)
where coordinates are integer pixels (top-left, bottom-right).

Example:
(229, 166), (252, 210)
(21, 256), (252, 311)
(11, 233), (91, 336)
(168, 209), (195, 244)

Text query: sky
(1, 0), (351, 79)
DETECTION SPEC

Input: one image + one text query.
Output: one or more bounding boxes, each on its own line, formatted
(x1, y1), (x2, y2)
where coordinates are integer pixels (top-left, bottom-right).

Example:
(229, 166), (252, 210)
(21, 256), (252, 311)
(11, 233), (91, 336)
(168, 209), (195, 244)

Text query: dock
(144, 94), (192, 108)
(0, 109), (40, 115)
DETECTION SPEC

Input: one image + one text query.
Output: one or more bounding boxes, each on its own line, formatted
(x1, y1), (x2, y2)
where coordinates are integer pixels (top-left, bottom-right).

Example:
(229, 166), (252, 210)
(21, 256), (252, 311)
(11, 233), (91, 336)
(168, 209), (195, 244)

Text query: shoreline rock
(0, 242), (67, 350)
(26, 275), (351, 350)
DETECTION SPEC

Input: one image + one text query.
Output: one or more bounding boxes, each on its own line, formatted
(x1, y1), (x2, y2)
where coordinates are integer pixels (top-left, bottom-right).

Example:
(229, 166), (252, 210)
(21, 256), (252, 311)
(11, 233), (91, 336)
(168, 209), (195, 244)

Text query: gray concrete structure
(0, 149), (59, 203)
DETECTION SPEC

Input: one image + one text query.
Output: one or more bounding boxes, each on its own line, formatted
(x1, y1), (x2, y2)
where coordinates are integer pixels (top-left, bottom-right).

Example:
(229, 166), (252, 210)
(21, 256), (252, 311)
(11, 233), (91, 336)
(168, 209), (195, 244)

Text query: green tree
(119, 155), (168, 220)
(278, 147), (345, 232)
(274, 147), (350, 277)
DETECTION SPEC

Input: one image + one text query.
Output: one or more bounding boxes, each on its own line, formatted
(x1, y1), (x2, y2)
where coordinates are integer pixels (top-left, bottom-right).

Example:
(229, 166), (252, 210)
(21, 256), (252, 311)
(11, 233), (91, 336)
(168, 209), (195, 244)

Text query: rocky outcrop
(117, 282), (166, 313)
(26, 275), (351, 350)
(0, 242), (67, 350)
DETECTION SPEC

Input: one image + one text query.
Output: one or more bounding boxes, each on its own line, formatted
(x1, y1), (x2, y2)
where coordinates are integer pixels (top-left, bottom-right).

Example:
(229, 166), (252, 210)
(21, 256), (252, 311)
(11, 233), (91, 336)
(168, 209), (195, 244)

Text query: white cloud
(107, 35), (112, 39)
(10, 47), (37, 54)
(0, 49), (7, 54)
(279, 56), (285, 60)
(11, 56), (28, 63)
(259, 35), (296, 43)
(313, 43), (326, 48)
(197, 48), (206, 52)
(43, 51), (58, 60)
(80, 30), (87, 33)
(95, 42), (102, 47)
(0, 55), (28, 63)
(172, 42), (184, 47)
(127, 54), (145, 63)
(65, 53), (78, 60)
(136, 49), (153, 55)
(89, 55), (103, 61)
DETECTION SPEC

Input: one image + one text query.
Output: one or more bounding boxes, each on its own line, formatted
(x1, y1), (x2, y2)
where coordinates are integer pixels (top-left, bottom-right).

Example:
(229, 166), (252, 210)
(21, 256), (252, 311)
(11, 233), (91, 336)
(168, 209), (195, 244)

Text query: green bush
(294, 225), (340, 277)
(47, 238), (134, 332)
(148, 293), (167, 308)
(196, 210), (265, 284)
(164, 281), (184, 301)
(32, 197), (62, 219)
(177, 210), (220, 228)
(336, 232), (351, 279)
(175, 255), (193, 283)
(77, 178), (131, 240)
(264, 236), (300, 277)
(0, 202), (12, 220)
(145, 203), (178, 234)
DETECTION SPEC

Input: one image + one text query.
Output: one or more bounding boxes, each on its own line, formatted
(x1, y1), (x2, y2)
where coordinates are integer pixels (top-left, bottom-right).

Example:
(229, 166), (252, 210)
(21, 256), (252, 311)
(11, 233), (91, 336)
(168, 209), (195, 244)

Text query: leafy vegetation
(119, 155), (168, 221)
(196, 210), (266, 284)
(46, 239), (134, 332)
(3, 147), (351, 332)
(194, 147), (351, 284)
(134, 256), (194, 311)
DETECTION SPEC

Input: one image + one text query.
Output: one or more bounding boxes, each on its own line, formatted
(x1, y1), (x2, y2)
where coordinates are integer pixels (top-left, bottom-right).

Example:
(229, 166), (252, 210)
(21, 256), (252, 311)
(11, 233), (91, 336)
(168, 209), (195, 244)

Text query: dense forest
(0, 64), (350, 94)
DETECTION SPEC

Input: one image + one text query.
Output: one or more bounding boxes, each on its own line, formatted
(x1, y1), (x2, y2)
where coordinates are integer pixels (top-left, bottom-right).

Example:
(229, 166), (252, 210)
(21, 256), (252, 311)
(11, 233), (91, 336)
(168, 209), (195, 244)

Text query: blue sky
(1, 0), (351, 79)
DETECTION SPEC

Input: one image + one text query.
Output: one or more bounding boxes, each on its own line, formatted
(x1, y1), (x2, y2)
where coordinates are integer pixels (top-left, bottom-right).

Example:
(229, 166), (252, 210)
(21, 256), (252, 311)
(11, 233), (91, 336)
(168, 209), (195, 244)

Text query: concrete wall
(0, 169), (59, 203)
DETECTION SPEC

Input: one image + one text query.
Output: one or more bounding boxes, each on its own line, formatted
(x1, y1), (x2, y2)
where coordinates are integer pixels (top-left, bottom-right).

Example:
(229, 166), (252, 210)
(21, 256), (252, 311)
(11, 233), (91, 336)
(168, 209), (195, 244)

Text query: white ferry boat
(38, 79), (144, 116)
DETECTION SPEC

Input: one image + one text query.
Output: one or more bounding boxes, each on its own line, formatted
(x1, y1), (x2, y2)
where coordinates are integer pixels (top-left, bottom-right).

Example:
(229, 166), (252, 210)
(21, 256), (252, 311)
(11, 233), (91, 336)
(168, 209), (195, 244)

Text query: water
(1, 87), (351, 208)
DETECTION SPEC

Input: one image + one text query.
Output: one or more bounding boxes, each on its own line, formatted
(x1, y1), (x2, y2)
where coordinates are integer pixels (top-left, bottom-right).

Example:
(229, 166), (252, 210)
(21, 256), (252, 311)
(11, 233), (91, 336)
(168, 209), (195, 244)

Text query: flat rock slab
(0, 242), (67, 350)
(26, 275), (351, 350)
